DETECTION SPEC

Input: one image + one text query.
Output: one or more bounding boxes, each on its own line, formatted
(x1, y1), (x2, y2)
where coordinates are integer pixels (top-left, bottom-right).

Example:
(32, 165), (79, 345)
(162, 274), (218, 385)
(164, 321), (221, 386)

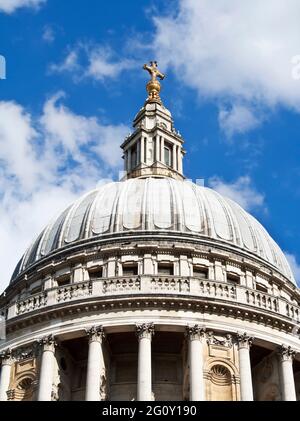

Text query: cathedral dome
(1, 62), (299, 404)
(12, 177), (295, 285)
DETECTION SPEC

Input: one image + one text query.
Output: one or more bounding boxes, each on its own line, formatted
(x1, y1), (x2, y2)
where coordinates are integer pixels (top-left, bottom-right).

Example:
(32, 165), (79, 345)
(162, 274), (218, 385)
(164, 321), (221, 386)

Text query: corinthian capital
(86, 326), (105, 344)
(136, 323), (155, 340)
(38, 334), (57, 353)
(236, 332), (253, 349)
(0, 348), (13, 364)
(278, 345), (296, 362)
(186, 325), (206, 341)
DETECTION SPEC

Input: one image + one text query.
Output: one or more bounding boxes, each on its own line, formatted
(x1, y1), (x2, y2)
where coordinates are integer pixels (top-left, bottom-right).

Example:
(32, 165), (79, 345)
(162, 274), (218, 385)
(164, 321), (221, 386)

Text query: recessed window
(56, 276), (70, 287)
(227, 274), (240, 284)
(30, 286), (42, 295)
(164, 144), (172, 167)
(123, 264), (138, 276)
(131, 145), (138, 169)
(256, 283), (268, 293)
(193, 266), (208, 279)
(158, 263), (174, 276)
(89, 268), (103, 279)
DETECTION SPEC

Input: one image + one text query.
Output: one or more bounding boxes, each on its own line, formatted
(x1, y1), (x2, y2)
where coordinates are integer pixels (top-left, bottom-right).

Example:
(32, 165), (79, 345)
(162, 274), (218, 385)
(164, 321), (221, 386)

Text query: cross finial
(143, 61), (165, 103)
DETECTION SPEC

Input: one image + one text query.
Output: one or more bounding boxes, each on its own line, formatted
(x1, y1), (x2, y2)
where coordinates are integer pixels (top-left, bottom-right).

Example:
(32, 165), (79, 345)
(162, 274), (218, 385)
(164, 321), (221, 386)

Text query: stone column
(140, 138), (144, 164)
(0, 349), (13, 401)
(278, 345), (296, 401)
(155, 137), (160, 162)
(237, 333), (254, 401)
(136, 323), (154, 401)
(186, 325), (206, 401)
(172, 144), (177, 170)
(177, 146), (182, 174)
(37, 335), (56, 401)
(160, 137), (165, 164)
(85, 326), (106, 401)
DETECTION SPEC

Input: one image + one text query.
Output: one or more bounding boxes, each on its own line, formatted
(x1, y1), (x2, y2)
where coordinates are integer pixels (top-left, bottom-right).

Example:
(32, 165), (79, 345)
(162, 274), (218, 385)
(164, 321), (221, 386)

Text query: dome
(12, 177), (295, 285)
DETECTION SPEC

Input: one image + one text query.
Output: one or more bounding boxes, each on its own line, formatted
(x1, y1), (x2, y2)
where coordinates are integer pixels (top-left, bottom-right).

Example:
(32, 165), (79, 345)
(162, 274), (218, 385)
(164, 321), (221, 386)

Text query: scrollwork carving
(185, 325), (206, 341)
(86, 326), (105, 344)
(136, 323), (155, 340)
(236, 332), (253, 349)
(277, 345), (296, 362)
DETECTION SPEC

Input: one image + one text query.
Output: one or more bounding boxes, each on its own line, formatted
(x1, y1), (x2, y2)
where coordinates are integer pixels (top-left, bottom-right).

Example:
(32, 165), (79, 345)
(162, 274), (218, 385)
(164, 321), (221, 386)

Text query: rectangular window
(131, 145), (137, 169)
(123, 265), (138, 276)
(256, 283), (268, 293)
(227, 273), (240, 284)
(164, 145), (171, 167)
(30, 286), (43, 295)
(56, 276), (71, 287)
(89, 268), (103, 279)
(193, 266), (208, 279)
(158, 264), (174, 276)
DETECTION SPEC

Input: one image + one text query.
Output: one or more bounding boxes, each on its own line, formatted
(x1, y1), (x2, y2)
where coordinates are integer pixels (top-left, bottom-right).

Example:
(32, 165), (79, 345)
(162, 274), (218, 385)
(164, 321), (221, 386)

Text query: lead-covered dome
(12, 178), (295, 285)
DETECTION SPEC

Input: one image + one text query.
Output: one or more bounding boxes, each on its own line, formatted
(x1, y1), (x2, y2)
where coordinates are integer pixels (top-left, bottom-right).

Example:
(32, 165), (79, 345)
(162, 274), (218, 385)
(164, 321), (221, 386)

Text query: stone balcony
(4, 276), (299, 327)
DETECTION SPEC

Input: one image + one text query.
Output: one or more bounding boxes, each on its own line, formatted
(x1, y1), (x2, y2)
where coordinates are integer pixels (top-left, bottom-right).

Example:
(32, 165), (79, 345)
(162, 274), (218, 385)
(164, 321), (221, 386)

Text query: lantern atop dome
(120, 62), (186, 181)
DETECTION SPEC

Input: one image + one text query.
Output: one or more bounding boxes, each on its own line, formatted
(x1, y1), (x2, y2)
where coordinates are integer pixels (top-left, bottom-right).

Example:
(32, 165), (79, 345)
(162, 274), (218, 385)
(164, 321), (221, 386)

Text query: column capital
(277, 345), (297, 362)
(0, 348), (13, 365)
(236, 332), (253, 349)
(86, 326), (105, 344)
(186, 325), (206, 341)
(38, 334), (57, 353)
(136, 323), (155, 340)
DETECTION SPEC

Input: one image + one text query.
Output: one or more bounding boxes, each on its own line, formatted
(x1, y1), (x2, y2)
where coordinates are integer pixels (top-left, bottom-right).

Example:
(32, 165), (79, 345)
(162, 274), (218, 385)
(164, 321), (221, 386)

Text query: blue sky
(0, 0), (300, 291)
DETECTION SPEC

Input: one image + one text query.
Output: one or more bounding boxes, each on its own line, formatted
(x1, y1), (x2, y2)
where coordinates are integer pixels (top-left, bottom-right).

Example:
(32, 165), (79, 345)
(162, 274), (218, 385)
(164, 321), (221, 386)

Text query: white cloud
(218, 104), (263, 137)
(153, 0), (300, 132)
(50, 44), (136, 82)
(0, 0), (45, 14)
(42, 25), (55, 43)
(86, 47), (135, 81)
(0, 94), (129, 293)
(285, 252), (300, 285)
(50, 51), (79, 75)
(209, 176), (265, 211)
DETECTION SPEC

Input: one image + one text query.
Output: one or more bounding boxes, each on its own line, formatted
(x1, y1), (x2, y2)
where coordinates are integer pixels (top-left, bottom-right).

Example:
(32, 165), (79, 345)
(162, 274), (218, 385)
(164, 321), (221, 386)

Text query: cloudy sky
(0, 0), (300, 291)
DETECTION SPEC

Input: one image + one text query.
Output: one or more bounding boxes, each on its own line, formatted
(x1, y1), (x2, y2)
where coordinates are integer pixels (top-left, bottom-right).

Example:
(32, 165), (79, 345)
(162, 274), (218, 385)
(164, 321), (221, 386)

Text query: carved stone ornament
(185, 325), (206, 341)
(100, 370), (107, 401)
(38, 334), (57, 353)
(236, 332), (253, 349)
(0, 348), (13, 364)
(207, 331), (233, 348)
(277, 345), (296, 362)
(12, 342), (39, 361)
(136, 323), (155, 340)
(86, 326), (105, 344)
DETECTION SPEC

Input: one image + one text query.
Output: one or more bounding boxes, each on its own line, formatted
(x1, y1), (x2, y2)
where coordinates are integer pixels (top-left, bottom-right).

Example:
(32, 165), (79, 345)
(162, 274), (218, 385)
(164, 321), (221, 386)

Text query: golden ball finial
(143, 61), (165, 103)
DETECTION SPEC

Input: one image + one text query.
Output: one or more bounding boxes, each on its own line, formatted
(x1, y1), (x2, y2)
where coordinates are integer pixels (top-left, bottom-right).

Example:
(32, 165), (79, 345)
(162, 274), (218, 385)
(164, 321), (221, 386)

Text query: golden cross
(143, 61), (165, 82)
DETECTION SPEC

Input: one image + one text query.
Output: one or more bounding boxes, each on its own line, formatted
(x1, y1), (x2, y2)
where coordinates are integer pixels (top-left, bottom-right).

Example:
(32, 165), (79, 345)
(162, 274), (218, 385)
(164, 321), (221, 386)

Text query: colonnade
(0, 325), (298, 401)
